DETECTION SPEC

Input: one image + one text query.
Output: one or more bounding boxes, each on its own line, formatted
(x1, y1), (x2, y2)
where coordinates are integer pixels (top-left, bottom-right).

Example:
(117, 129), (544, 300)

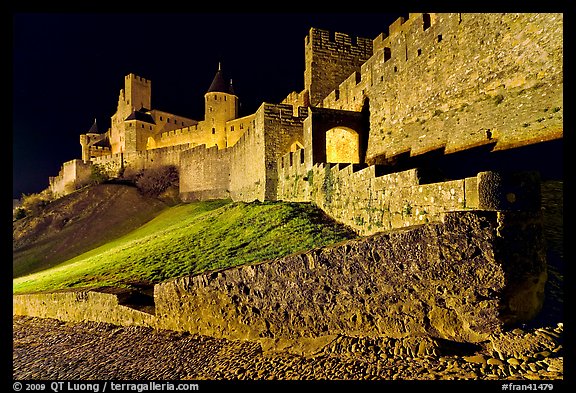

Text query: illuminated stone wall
(318, 13), (563, 162)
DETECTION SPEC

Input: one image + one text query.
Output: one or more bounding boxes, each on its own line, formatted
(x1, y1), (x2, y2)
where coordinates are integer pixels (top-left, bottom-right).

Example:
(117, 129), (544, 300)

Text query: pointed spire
(88, 118), (98, 134)
(228, 79), (235, 95)
(207, 63), (229, 94)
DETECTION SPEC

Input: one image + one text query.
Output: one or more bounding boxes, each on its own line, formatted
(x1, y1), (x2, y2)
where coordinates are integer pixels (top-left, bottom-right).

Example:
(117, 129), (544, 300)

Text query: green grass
(13, 200), (356, 294)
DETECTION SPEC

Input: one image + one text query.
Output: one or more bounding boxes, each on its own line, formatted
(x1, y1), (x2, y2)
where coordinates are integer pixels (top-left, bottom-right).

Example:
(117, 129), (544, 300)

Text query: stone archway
(304, 107), (368, 165)
(290, 141), (304, 152)
(326, 127), (360, 163)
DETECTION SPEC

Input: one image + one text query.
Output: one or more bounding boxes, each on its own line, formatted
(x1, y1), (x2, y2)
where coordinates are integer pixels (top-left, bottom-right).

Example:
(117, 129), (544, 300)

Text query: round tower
(204, 63), (238, 149)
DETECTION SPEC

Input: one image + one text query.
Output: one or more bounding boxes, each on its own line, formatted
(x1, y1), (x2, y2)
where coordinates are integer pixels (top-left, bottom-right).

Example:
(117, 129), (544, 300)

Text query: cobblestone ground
(13, 316), (563, 381)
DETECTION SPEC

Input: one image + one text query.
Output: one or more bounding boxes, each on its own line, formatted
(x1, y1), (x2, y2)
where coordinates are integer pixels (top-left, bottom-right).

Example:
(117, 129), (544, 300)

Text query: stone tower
(304, 28), (373, 107)
(109, 74), (152, 154)
(204, 64), (238, 149)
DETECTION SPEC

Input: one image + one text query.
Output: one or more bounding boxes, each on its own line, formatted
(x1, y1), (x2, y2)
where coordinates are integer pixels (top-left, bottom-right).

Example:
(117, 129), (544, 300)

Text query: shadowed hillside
(13, 184), (168, 278)
(13, 193), (357, 295)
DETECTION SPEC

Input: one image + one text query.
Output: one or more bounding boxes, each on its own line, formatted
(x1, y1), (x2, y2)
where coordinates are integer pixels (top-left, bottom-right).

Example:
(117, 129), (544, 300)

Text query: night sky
(12, 13), (402, 199)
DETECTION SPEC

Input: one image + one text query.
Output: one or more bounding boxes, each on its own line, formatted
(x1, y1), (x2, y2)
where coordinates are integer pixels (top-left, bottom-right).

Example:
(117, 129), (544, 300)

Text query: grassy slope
(13, 200), (357, 294)
(13, 184), (167, 278)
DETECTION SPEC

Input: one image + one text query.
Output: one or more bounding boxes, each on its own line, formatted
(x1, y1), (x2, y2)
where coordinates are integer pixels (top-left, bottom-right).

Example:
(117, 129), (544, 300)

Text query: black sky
(12, 12), (403, 199)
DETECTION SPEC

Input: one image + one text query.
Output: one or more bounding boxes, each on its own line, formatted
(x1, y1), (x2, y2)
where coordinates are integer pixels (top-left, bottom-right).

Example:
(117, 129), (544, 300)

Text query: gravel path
(13, 316), (563, 381)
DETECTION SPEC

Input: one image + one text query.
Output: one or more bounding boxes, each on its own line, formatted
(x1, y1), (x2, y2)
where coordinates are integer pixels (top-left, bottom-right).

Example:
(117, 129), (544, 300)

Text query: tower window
(384, 47), (391, 62)
(212, 128), (216, 134)
(160, 116), (163, 121)
(417, 49), (422, 56)
(231, 126), (235, 131)
(423, 13), (431, 30)
(438, 34), (443, 42)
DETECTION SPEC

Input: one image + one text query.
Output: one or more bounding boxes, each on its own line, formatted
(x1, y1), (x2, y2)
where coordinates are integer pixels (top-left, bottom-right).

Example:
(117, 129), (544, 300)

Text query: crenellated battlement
(125, 73), (151, 85)
(320, 13), (562, 162)
(306, 28), (373, 52)
(305, 27), (373, 107)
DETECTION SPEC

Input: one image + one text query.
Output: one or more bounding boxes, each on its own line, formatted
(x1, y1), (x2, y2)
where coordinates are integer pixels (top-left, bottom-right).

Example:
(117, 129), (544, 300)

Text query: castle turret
(110, 74), (152, 154)
(304, 28), (373, 107)
(204, 64), (238, 149)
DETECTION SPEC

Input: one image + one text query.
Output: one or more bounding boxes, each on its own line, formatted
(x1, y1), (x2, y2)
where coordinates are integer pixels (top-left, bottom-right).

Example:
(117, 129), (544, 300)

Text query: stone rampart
(319, 13), (563, 161)
(179, 145), (231, 202)
(12, 287), (155, 327)
(154, 210), (545, 344)
(277, 147), (540, 235)
(49, 159), (93, 197)
(91, 144), (194, 177)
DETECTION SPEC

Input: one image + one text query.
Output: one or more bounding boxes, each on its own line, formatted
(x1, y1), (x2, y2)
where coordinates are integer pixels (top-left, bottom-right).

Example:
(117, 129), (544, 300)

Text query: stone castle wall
(91, 143), (194, 177)
(49, 159), (93, 197)
(228, 113), (266, 201)
(277, 147), (541, 235)
(179, 145), (231, 201)
(12, 288), (155, 328)
(151, 124), (205, 150)
(14, 210), (547, 346)
(319, 13), (562, 161)
(262, 104), (309, 200)
(179, 103), (308, 202)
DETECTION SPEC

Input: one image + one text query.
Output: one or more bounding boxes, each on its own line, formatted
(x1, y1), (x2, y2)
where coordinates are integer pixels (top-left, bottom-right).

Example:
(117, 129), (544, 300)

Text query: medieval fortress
(17, 13), (563, 345)
(48, 13), (562, 235)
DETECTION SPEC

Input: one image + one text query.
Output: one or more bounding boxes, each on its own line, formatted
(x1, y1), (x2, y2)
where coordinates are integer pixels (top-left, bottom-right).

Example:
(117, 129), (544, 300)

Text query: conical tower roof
(87, 118), (98, 134)
(207, 63), (234, 94)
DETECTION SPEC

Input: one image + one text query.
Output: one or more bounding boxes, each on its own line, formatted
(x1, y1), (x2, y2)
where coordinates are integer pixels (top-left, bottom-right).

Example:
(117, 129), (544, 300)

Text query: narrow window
(384, 47), (391, 62)
(423, 13), (431, 30)
(160, 116), (163, 121)
(300, 149), (305, 164)
(141, 124), (144, 128)
(335, 89), (340, 100)
(289, 152), (293, 166)
(417, 49), (422, 56)
(240, 124), (244, 129)
(437, 34), (443, 43)
(212, 128), (216, 134)
(329, 31), (336, 42)
(231, 126), (235, 131)
(394, 66), (398, 73)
